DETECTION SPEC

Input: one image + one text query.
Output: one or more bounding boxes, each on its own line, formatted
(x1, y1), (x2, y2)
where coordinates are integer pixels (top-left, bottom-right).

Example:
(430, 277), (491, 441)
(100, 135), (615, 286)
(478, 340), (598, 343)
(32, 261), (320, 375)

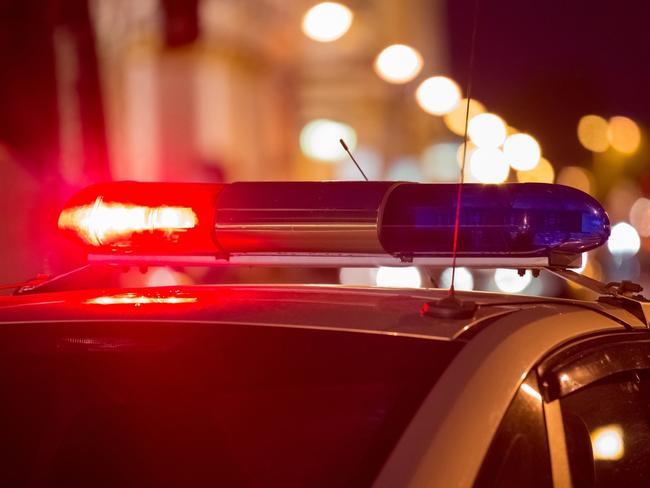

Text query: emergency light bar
(58, 181), (610, 268)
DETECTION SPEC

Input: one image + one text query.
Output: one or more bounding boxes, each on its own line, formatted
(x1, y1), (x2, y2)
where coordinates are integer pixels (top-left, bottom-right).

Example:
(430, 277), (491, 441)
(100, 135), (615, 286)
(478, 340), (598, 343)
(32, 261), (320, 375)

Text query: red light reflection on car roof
(85, 292), (198, 306)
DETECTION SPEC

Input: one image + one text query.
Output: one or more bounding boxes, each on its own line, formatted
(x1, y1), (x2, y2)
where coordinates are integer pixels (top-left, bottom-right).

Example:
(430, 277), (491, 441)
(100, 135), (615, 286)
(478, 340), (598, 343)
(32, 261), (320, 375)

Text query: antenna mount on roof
(421, 295), (478, 320)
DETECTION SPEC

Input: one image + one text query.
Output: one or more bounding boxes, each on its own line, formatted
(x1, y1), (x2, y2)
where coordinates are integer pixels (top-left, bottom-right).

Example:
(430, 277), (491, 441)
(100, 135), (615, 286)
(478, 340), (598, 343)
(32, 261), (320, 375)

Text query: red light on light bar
(58, 182), (223, 255)
(58, 200), (198, 246)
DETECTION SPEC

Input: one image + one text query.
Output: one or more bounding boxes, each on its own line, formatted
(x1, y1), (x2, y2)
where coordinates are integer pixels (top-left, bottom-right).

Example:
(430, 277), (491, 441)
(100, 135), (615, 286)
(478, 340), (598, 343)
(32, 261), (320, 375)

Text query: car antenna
(422, 0), (481, 319)
(340, 139), (369, 181)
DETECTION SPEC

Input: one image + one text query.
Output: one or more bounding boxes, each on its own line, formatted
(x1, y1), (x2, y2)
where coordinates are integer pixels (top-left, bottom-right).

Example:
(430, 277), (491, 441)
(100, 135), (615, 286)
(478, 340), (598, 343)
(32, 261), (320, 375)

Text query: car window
(474, 373), (552, 488)
(0, 322), (462, 487)
(560, 369), (650, 487)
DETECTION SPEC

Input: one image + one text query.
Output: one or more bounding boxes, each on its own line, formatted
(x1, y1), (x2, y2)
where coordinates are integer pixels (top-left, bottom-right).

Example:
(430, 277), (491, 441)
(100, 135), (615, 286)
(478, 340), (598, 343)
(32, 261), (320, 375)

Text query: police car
(1, 181), (648, 487)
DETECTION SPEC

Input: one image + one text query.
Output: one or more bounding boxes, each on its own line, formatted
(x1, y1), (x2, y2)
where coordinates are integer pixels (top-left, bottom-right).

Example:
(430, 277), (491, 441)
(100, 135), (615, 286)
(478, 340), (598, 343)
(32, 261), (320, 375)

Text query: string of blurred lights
(299, 2), (548, 188)
(298, 2), (646, 291)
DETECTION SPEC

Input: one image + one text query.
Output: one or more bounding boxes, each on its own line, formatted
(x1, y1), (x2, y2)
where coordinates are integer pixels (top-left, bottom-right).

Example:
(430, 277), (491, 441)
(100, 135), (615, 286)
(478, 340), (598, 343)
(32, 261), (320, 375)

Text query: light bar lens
(58, 182), (223, 255)
(379, 183), (610, 257)
(58, 201), (197, 246)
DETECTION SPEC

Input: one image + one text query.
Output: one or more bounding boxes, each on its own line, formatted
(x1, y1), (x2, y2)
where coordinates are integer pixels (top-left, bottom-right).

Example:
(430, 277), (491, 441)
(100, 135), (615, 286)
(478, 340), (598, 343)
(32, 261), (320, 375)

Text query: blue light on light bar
(379, 183), (610, 257)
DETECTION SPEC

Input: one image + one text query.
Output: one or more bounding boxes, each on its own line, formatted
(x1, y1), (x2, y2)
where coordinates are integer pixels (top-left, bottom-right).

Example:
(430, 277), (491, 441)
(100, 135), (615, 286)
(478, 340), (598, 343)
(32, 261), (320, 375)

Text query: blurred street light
(608, 222), (641, 256)
(386, 156), (422, 181)
(375, 44), (422, 84)
(607, 116), (641, 154)
(376, 267), (421, 288)
(415, 76), (461, 115)
(557, 166), (592, 194)
(469, 147), (509, 183)
(629, 197), (650, 237)
(443, 98), (486, 136)
(468, 113), (507, 148)
(302, 2), (353, 42)
(494, 268), (532, 293)
(374, 44), (423, 84)
(591, 425), (624, 461)
(577, 115), (609, 152)
(421, 143), (460, 182)
(503, 133), (541, 171)
(516, 157), (555, 183)
(456, 141), (476, 166)
(455, 142), (479, 182)
(300, 119), (357, 162)
(339, 267), (376, 286)
(605, 179), (641, 223)
(440, 267), (474, 291)
(335, 146), (382, 180)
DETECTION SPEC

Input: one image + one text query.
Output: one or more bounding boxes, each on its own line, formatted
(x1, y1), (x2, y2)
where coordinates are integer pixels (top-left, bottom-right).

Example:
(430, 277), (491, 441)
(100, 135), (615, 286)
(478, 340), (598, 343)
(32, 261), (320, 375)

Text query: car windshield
(0, 322), (462, 486)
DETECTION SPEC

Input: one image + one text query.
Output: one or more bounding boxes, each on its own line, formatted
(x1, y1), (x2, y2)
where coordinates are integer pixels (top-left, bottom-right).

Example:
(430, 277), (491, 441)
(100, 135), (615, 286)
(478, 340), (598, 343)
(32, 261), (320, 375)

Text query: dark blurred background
(1, 0), (649, 296)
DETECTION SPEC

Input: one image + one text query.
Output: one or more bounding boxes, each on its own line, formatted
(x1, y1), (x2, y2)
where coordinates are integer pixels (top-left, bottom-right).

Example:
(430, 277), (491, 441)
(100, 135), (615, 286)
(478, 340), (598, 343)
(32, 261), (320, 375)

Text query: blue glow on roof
(379, 183), (610, 257)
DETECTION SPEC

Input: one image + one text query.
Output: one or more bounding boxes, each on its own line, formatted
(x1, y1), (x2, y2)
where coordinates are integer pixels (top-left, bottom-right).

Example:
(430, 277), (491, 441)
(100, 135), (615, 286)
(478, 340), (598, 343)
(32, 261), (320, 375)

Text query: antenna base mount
(421, 295), (478, 320)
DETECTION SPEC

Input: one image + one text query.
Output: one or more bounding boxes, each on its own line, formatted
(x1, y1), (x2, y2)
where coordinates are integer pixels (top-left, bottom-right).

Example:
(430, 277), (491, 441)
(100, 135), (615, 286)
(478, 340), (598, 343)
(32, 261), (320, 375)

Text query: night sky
(447, 0), (650, 168)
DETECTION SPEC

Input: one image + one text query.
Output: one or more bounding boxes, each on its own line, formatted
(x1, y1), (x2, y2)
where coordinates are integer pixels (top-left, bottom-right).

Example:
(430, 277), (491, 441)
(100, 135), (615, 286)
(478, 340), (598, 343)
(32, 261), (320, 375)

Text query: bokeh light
(606, 179), (642, 223)
(516, 157), (555, 183)
(456, 142), (479, 182)
(145, 267), (194, 287)
(386, 156), (422, 181)
(421, 143), (460, 182)
(469, 147), (509, 184)
(557, 166), (592, 194)
(607, 116), (641, 154)
(608, 222), (641, 256)
(443, 98), (486, 136)
(374, 44), (423, 84)
(503, 133), (541, 171)
(494, 268), (532, 293)
(629, 197), (650, 237)
(468, 113), (507, 148)
(456, 141), (476, 167)
(440, 267), (474, 291)
(335, 145), (382, 180)
(577, 115), (609, 152)
(591, 425), (624, 461)
(300, 118), (357, 162)
(302, 2), (353, 42)
(415, 76), (462, 115)
(339, 267), (376, 286)
(376, 267), (421, 288)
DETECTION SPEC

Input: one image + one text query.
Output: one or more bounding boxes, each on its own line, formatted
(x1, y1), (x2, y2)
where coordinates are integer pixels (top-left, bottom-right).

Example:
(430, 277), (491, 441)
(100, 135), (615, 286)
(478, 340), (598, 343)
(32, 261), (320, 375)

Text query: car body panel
(2, 283), (648, 486)
(374, 306), (628, 488)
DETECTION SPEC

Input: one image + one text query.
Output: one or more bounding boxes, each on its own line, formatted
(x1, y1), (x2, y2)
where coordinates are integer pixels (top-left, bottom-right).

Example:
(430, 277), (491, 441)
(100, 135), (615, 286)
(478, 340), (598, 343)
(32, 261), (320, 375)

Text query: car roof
(0, 284), (642, 340)
(1, 282), (644, 488)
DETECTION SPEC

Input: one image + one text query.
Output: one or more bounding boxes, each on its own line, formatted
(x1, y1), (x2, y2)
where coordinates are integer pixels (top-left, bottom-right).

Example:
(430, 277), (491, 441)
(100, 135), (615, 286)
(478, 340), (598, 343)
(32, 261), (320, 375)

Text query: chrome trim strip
(88, 253), (550, 267)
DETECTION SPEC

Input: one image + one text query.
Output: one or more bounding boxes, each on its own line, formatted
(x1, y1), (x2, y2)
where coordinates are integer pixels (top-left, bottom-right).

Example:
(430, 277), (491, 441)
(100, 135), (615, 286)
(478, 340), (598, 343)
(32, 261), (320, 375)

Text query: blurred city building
(0, 0), (450, 282)
(91, 0), (449, 182)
